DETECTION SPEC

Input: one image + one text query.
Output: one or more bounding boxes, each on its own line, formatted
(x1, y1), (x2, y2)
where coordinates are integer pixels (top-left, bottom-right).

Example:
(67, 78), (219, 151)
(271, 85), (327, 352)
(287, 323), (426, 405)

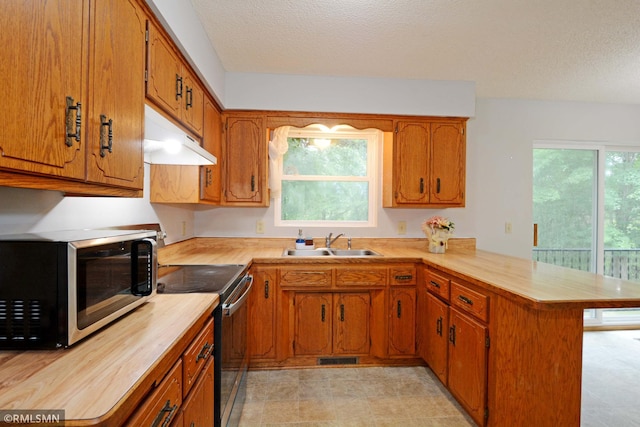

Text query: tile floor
(238, 330), (640, 427)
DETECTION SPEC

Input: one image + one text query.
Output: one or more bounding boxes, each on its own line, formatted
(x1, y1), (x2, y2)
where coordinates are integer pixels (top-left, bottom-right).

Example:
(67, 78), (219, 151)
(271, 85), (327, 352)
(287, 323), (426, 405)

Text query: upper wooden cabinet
(222, 114), (268, 206)
(86, 0), (146, 189)
(383, 119), (466, 207)
(146, 22), (204, 137)
(149, 96), (222, 204)
(0, 0), (146, 196)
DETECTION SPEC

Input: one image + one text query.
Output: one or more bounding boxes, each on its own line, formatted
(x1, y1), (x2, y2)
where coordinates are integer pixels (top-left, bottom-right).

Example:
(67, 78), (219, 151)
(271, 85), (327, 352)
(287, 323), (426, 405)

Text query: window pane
(284, 138), (368, 177)
(281, 181), (369, 221)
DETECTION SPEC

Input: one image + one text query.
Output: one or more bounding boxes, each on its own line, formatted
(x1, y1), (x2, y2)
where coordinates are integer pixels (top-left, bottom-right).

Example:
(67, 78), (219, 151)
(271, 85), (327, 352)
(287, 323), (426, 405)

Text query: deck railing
(532, 249), (640, 281)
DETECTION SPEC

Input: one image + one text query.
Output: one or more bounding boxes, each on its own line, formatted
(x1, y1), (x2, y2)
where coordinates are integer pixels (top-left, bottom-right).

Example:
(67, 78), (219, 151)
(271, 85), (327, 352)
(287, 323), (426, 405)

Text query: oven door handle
(222, 275), (253, 317)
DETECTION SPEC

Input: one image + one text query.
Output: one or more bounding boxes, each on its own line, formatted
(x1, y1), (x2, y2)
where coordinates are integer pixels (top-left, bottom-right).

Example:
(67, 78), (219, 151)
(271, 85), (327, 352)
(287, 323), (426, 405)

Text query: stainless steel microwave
(0, 229), (158, 349)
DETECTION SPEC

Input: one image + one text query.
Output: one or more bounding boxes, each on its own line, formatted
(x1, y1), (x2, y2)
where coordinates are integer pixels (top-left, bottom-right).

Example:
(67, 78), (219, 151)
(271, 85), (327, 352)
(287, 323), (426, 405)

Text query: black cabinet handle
(153, 399), (177, 427)
(321, 304), (326, 322)
(175, 74), (183, 100)
(449, 325), (456, 345)
(251, 174), (255, 192)
(65, 96), (81, 146)
(196, 342), (212, 362)
(429, 280), (441, 289)
(99, 115), (113, 157)
(397, 300), (402, 318)
(419, 177), (424, 193)
(436, 316), (443, 336)
(436, 177), (441, 193)
(458, 295), (474, 305)
(186, 87), (193, 109)
(264, 280), (269, 299)
(340, 304), (345, 322)
(205, 168), (212, 186)
(395, 274), (413, 281)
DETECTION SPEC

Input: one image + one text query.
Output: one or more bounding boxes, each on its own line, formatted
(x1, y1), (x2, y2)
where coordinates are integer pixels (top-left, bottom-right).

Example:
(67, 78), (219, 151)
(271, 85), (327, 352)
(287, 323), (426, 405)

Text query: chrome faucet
(325, 232), (344, 249)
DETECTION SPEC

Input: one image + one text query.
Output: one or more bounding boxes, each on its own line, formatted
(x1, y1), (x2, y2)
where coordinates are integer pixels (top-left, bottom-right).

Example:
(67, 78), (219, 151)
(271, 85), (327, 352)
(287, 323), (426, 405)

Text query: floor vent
(317, 357), (358, 366)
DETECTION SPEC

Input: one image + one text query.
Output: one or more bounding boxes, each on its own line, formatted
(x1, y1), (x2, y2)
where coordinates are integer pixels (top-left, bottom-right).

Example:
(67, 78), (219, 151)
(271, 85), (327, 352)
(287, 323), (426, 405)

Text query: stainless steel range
(157, 264), (252, 427)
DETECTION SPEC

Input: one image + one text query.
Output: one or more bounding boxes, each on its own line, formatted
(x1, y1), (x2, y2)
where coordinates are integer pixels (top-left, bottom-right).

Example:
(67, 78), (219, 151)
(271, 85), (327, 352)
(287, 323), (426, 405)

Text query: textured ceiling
(190, 0), (640, 104)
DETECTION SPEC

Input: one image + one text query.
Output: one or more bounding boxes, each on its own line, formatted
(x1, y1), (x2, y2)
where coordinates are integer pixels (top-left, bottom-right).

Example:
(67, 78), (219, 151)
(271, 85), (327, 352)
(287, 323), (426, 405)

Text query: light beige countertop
(159, 237), (640, 310)
(0, 293), (218, 426)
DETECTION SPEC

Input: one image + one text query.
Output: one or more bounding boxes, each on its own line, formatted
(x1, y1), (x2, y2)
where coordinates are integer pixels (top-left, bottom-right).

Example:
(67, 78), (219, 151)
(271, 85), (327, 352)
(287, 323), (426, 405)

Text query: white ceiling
(190, 0), (640, 105)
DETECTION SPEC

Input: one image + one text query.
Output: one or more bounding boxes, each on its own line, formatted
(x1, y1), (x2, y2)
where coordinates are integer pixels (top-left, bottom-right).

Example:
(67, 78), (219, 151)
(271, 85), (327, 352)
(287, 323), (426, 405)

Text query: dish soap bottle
(295, 229), (306, 250)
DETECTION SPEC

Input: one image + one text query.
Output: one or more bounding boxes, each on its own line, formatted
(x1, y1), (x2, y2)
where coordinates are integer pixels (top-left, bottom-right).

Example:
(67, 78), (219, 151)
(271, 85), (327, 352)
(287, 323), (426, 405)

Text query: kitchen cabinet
(223, 114), (268, 206)
(126, 317), (214, 426)
(383, 119), (466, 207)
(421, 268), (489, 426)
(146, 21), (204, 137)
(249, 267), (278, 361)
(388, 287), (416, 356)
(149, 96), (222, 204)
(293, 292), (370, 356)
(0, 0), (146, 196)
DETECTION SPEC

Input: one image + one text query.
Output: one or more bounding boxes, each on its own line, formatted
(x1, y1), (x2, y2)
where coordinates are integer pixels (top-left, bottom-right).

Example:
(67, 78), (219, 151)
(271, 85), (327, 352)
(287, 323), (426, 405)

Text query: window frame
(274, 126), (380, 228)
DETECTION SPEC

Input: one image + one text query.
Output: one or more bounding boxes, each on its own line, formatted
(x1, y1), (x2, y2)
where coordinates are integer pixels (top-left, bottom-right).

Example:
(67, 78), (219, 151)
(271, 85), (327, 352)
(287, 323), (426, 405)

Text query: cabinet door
(181, 357), (214, 427)
(334, 293), (370, 355)
(0, 1), (87, 179)
(430, 121), (465, 205)
(425, 293), (449, 384)
(248, 268), (277, 360)
(448, 307), (488, 426)
(200, 98), (222, 203)
(388, 287), (416, 356)
(146, 23), (182, 118)
(86, 0), (145, 189)
(394, 122), (429, 204)
(223, 115), (266, 205)
(182, 70), (205, 136)
(293, 293), (332, 356)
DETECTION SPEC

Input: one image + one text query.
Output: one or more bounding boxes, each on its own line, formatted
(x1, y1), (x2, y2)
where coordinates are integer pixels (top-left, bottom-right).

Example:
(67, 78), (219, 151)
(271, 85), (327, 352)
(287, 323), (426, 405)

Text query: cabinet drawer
(280, 268), (332, 288)
(426, 269), (450, 301)
(182, 318), (214, 396)
(389, 266), (417, 286)
(336, 267), (386, 288)
(451, 281), (489, 322)
(126, 359), (182, 426)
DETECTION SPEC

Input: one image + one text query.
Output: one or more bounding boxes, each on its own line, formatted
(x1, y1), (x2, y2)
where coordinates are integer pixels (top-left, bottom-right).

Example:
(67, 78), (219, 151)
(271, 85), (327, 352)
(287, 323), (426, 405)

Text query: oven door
(220, 274), (253, 427)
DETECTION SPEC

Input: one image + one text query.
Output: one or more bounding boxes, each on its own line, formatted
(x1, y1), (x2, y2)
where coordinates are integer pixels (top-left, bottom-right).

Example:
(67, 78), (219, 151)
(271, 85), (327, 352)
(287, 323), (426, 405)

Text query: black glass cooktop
(157, 264), (247, 296)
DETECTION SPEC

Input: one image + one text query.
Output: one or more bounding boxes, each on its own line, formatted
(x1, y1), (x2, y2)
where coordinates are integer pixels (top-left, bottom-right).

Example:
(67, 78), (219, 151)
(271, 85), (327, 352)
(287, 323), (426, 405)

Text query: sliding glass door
(533, 145), (640, 327)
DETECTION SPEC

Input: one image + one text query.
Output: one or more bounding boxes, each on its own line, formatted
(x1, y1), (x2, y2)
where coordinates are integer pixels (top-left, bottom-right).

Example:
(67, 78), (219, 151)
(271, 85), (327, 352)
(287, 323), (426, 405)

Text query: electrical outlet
(256, 220), (265, 234)
(505, 222), (513, 234)
(397, 221), (407, 235)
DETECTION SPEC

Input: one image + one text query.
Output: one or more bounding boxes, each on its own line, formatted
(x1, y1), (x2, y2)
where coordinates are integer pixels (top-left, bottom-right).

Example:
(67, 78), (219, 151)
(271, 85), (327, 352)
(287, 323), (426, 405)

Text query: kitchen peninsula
(160, 237), (640, 427)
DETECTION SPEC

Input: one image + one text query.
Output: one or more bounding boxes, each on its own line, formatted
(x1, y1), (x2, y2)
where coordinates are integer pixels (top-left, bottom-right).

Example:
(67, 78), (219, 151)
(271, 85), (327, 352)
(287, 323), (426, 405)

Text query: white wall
(2, 100), (639, 256)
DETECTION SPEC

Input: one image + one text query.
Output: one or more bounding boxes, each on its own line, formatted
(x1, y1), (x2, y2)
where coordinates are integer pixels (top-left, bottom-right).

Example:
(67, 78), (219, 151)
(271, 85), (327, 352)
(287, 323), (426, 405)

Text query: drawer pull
(196, 342), (212, 362)
(458, 295), (474, 305)
(395, 274), (413, 281)
(429, 280), (441, 289)
(449, 325), (456, 345)
(153, 399), (178, 427)
(65, 96), (81, 146)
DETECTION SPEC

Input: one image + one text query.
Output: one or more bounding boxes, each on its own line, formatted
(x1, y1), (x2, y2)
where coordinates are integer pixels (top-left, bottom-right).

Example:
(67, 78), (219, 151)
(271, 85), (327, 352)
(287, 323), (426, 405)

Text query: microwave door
(131, 238), (157, 296)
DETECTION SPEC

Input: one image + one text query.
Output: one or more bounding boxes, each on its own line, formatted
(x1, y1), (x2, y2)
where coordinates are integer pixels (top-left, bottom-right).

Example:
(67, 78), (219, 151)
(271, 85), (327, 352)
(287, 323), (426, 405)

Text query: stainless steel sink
(282, 248), (382, 257)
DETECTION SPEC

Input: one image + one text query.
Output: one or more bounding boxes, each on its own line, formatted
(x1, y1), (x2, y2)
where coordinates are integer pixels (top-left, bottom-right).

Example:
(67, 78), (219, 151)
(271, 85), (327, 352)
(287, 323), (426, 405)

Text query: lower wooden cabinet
(419, 268), (490, 427)
(448, 306), (488, 425)
(388, 287), (416, 356)
(126, 317), (214, 426)
(293, 292), (370, 356)
(248, 267), (278, 361)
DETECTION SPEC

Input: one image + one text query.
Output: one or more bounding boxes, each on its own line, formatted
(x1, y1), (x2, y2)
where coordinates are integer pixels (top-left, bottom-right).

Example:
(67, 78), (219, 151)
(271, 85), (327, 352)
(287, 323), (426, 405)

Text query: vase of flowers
(422, 216), (455, 254)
